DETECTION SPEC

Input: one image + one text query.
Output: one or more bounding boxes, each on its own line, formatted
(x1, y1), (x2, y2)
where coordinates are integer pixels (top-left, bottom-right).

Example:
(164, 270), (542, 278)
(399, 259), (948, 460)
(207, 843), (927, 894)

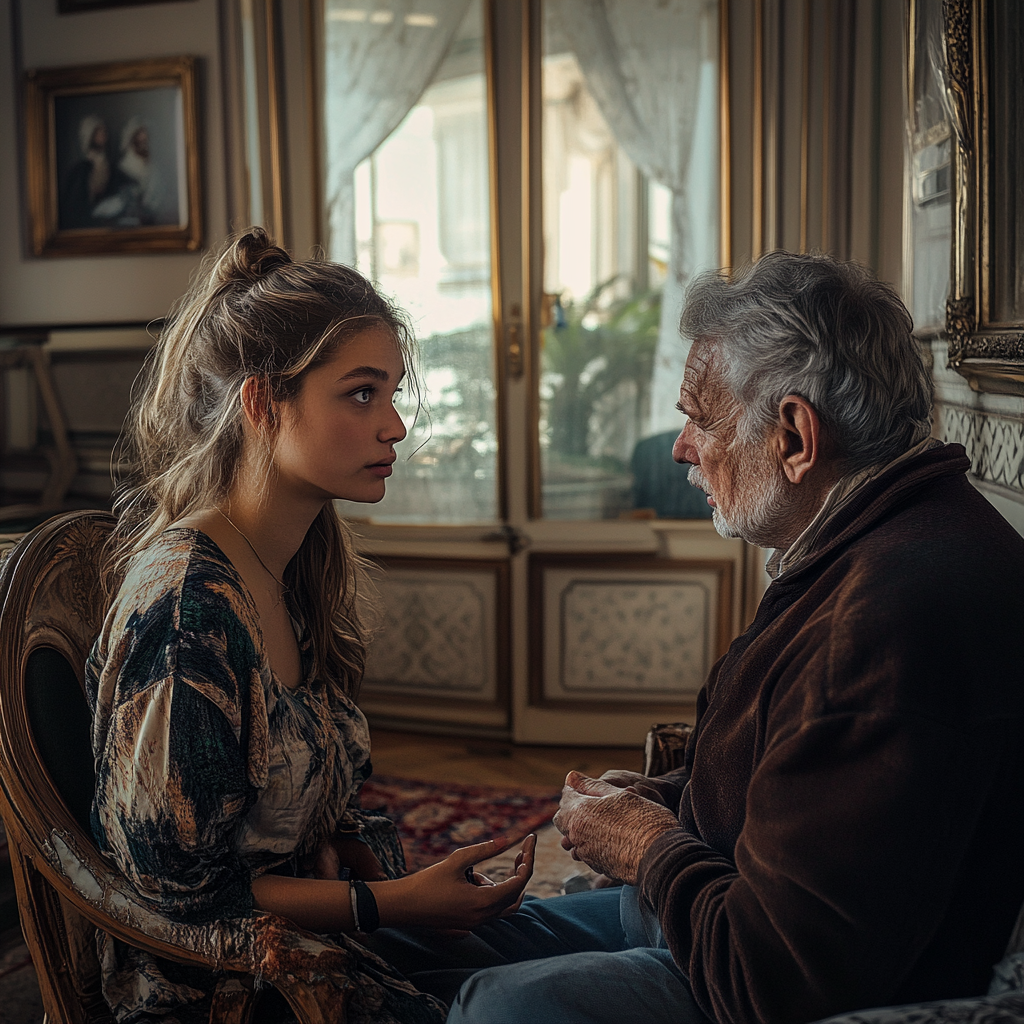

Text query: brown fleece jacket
(636, 443), (1024, 1024)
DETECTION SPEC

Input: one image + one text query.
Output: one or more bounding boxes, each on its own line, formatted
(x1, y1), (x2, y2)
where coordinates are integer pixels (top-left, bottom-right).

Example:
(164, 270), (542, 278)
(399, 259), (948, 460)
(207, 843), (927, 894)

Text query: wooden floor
(370, 728), (643, 792)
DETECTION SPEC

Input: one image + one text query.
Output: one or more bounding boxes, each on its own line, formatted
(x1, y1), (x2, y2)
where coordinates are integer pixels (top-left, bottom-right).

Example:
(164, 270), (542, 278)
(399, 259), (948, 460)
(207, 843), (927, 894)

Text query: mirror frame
(944, 0), (1024, 396)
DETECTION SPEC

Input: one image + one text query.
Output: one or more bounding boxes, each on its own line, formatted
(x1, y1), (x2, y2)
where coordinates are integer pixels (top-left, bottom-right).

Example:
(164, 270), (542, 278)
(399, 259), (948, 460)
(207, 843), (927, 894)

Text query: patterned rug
(359, 774), (561, 872)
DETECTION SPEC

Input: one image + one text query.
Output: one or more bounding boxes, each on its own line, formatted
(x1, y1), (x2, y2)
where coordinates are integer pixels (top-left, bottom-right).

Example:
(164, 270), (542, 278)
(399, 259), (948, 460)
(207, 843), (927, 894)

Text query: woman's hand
(253, 835), (535, 935)
(372, 834), (536, 931)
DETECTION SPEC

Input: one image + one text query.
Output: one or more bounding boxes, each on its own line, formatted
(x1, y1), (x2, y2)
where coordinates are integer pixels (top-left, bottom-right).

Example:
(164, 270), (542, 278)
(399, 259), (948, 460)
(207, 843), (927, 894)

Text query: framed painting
(944, 0), (1024, 395)
(58, 0), (195, 11)
(23, 56), (202, 257)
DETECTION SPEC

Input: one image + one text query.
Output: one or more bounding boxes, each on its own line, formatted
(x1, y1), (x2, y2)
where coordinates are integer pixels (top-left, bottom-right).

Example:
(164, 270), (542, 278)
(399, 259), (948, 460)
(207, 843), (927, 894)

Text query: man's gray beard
(687, 456), (791, 548)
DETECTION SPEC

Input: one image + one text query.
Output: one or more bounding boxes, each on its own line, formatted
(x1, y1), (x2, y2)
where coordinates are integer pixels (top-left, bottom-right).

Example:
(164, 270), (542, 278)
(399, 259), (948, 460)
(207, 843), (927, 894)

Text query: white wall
(0, 0), (229, 326)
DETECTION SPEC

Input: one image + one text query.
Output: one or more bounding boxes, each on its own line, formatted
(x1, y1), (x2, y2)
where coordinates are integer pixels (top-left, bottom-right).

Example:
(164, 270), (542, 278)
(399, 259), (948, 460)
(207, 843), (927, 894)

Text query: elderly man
(373, 252), (1024, 1024)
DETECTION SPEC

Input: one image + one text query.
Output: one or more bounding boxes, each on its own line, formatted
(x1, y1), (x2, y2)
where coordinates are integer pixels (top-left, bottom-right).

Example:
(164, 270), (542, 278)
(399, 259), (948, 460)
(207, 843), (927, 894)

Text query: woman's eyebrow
(337, 365), (390, 382)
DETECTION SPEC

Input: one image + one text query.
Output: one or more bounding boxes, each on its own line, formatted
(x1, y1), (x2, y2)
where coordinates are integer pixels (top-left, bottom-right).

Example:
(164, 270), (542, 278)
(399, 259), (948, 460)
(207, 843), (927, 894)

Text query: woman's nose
(380, 402), (407, 444)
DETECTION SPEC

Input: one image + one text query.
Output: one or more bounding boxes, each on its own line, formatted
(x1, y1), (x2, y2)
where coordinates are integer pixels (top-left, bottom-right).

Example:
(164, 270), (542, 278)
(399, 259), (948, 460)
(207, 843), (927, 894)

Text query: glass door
(320, 0), (744, 745)
(324, 0), (499, 523)
(538, 1), (720, 522)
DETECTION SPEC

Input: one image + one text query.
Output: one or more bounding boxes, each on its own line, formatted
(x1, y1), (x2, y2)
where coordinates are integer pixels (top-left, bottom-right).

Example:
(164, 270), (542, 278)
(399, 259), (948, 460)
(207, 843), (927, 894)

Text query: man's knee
(446, 964), (515, 1024)
(446, 957), (600, 1024)
(445, 948), (706, 1024)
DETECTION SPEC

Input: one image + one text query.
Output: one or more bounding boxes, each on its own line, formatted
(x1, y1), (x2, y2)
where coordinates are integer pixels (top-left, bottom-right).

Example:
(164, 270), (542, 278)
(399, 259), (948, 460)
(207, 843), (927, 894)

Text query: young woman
(86, 228), (535, 1024)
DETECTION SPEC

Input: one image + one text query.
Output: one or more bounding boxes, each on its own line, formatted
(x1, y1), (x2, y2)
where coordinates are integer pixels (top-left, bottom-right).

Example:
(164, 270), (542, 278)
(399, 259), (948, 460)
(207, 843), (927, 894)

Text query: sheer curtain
(323, 0), (472, 264)
(549, 0), (717, 433)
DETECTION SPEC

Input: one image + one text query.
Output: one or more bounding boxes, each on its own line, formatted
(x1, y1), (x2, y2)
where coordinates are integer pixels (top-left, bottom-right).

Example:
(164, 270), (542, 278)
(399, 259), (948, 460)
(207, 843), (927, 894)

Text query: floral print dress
(86, 528), (445, 1024)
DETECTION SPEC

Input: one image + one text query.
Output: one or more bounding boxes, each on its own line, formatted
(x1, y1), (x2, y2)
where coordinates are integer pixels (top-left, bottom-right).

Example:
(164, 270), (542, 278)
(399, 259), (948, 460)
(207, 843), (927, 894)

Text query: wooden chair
(643, 722), (691, 778)
(0, 511), (356, 1023)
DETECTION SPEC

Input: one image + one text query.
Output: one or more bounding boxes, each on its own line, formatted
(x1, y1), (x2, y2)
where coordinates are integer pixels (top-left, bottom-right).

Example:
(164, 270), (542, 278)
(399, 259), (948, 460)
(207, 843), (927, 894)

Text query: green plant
(542, 279), (661, 460)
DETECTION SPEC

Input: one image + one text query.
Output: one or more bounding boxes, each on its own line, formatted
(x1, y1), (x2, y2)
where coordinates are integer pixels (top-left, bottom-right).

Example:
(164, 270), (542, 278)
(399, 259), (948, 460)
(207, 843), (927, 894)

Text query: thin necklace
(215, 507), (288, 593)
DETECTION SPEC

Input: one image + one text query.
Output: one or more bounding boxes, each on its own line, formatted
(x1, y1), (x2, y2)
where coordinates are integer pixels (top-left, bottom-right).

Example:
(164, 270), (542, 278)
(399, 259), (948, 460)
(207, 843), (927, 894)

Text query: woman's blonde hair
(110, 227), (416, 695)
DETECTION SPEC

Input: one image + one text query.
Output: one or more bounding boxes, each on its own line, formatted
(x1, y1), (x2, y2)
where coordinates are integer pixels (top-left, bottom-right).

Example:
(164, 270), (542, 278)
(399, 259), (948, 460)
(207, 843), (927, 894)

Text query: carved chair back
(0, 511), (116, 1021)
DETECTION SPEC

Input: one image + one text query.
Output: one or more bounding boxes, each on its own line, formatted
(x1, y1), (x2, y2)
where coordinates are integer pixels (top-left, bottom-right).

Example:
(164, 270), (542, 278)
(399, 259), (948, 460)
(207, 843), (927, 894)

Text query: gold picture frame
(945, 0), (1024, 395)
(58, 0), (194, 11)
(23, 56), (202, 257)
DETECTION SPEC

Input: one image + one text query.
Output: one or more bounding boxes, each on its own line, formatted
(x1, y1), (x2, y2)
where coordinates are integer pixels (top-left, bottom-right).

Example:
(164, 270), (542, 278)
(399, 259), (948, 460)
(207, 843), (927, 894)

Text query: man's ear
(773, 394), (821, 484)
(239, 376), (276, 435)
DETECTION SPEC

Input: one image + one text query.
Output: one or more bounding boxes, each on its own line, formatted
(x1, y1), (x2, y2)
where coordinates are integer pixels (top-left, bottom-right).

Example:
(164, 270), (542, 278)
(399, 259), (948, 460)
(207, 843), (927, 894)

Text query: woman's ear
(774, 394), (821, 484)
(239, 376), (276, 435)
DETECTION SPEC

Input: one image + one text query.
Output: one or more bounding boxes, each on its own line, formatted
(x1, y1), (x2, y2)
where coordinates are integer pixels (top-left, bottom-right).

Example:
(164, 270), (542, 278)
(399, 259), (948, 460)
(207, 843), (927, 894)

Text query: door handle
(482, 524), (530, 557)
(505, 303), (524, 379)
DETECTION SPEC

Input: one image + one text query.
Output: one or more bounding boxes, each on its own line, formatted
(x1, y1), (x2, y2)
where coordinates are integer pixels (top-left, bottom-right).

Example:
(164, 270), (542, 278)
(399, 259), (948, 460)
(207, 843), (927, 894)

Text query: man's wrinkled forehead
(683, 338), (719, 385)
(680, 338), (725, 403)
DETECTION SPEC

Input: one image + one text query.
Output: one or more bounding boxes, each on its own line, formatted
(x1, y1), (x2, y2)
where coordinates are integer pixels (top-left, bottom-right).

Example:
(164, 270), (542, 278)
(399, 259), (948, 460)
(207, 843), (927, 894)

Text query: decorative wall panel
(529, 554), (733, 710)
(938, 403), (1024, 492)
(559, 580), (709, 695)
(362, 558), (509, 711)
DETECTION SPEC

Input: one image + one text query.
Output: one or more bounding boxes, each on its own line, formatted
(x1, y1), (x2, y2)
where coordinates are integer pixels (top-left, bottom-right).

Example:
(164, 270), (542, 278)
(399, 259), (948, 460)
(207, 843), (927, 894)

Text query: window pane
(540, 0), (719, 520)
(324, 1), (497, 523)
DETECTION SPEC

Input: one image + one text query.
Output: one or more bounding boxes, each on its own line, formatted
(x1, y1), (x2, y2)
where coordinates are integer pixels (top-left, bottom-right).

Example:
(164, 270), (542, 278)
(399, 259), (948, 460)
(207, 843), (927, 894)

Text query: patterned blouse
(86, 528), (445, 1024)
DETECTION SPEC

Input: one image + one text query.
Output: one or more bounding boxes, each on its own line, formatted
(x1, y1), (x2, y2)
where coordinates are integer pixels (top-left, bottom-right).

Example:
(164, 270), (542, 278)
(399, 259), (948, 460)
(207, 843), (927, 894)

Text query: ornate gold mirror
(945, 0), (1024, 395)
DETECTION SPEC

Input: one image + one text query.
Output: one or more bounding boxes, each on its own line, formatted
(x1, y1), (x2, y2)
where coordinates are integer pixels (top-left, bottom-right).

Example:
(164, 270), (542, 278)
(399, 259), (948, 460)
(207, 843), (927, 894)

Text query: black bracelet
(351, 879), (380, 933)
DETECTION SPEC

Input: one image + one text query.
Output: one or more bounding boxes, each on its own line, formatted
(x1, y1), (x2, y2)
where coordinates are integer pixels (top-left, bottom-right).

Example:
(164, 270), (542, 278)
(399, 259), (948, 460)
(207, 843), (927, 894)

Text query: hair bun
(216, 227), (292, 284)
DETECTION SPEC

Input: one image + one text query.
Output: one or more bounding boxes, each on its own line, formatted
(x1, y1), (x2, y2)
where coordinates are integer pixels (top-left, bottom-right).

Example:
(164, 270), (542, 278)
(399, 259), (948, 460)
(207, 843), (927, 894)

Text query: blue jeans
(366, 886), (713, 1024)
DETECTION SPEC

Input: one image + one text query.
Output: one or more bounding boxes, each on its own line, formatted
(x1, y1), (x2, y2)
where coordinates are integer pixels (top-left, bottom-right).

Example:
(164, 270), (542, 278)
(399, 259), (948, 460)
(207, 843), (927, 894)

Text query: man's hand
(599, 769), (672, 805)
(553, 771), (679, 885)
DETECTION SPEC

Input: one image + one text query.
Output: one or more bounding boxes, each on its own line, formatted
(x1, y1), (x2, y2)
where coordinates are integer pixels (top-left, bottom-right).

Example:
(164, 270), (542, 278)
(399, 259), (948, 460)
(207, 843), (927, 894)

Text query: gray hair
(680, 251), (933, 472)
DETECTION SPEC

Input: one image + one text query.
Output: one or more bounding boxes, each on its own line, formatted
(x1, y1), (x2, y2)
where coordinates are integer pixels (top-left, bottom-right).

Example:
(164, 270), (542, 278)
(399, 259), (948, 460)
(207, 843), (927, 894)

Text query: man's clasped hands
(553, 770), (680, 886)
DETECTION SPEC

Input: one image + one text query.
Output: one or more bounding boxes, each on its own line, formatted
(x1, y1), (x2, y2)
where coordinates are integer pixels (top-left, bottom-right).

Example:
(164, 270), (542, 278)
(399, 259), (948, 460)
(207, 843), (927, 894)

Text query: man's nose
(673, 424), (698, 465)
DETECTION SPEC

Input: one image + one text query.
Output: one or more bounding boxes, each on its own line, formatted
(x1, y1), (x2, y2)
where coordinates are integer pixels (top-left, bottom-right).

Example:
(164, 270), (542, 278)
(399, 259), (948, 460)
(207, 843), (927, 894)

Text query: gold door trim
(304, 0), (324, 248)
(720, 0), (732, 269)
(524, 0), (543, 519)
(485, 0), (510, 523)
(752, 0), (764, 257)
(799, 0), (811, 253)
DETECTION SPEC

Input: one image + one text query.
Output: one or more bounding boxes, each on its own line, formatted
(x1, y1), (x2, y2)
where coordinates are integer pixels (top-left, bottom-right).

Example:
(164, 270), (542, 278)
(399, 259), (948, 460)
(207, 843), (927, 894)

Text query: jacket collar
(767, 441), (971, 586)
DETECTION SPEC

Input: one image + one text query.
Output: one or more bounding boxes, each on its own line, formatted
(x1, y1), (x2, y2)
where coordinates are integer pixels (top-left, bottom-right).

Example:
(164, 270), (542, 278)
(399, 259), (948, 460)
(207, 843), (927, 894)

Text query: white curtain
(323, 0), (471, 265)
(549, 0), (718, 434)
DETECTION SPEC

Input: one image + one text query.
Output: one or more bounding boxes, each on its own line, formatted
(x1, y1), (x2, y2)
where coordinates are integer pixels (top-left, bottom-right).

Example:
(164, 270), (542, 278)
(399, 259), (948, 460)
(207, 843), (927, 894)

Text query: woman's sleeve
(336, 806), (407, 880)
(92, 585), (268, 925)
(329, 698), (407, 878)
